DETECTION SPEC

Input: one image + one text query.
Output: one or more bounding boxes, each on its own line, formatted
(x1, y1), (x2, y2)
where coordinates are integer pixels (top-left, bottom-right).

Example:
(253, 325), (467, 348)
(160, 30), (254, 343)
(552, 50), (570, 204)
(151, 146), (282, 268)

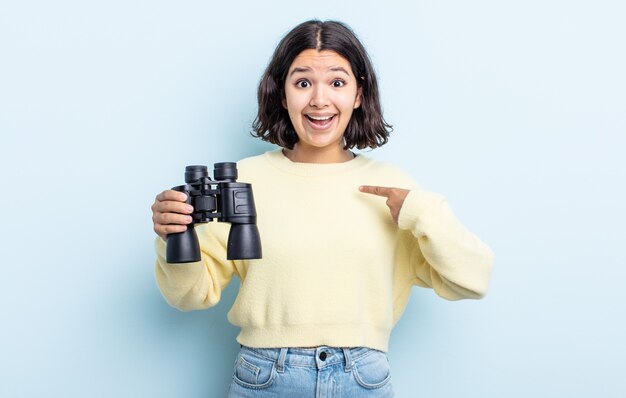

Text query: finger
(157, 200), (194, 215)
(359, 185), (393, 197)
(157, 212), (193, 226)
(156, 190), (187, 203)
(155, 224), (188, 238)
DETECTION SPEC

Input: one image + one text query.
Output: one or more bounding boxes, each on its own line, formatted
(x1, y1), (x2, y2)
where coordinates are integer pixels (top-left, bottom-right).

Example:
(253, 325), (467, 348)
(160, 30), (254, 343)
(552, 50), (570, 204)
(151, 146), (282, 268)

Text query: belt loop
(342, 348), (353, 372)
(276, 348), (288, 373)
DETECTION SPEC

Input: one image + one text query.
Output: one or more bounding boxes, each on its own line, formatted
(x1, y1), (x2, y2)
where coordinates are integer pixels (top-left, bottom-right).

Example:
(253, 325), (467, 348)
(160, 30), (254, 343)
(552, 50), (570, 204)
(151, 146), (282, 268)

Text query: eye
(332, 79), (345, 88)
(296, 80), (310, 88)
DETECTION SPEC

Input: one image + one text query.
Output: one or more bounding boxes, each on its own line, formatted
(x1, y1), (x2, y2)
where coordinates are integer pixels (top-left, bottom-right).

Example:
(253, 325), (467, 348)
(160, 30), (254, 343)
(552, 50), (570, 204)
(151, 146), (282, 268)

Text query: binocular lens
(166, 224), (201, 263)
(185, 166), (208, 183)
(227, 223), (262, 260)
(214, 162), (238, 182)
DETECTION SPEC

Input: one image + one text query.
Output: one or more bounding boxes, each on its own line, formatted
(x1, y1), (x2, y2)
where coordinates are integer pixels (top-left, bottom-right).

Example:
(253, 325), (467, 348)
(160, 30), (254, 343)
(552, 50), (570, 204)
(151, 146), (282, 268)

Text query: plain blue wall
(1, 0), (625, 397)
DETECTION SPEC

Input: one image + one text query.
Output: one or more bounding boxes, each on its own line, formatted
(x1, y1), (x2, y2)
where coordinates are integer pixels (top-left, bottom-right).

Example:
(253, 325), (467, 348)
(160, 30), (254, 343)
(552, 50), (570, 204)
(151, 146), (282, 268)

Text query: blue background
(1, 0), (625, 397)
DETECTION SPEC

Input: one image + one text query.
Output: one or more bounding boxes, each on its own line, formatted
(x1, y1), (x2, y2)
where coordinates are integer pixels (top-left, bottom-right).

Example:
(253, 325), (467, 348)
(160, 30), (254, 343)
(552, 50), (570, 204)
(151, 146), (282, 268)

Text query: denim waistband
(239, 346), (379, 372)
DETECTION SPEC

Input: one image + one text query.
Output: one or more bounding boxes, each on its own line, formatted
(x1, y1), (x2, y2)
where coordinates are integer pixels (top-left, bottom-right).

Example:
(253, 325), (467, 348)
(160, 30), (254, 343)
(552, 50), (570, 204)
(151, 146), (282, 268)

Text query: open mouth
(306, 114), (335, 129)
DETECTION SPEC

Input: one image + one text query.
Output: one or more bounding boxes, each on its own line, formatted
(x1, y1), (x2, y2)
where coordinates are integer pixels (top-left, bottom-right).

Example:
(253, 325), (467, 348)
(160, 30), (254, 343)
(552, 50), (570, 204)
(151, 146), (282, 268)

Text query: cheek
(336, 90), (360, 111)
(284, 90), (307, 115)
(287, 108), (301, 128)
(284, 103), (304, 131)
(338, 98), (358, 118)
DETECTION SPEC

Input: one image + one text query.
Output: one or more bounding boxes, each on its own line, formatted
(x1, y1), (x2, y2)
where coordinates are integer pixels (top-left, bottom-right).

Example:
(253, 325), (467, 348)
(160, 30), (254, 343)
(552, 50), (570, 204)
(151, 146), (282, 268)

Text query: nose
(309, 85), (330, 108)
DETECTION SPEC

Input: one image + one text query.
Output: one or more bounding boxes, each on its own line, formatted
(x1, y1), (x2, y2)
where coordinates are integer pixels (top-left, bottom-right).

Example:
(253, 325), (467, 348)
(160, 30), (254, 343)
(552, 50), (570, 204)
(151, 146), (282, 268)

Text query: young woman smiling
(281, 48), (362, 163)
(151, 20), (494, 397)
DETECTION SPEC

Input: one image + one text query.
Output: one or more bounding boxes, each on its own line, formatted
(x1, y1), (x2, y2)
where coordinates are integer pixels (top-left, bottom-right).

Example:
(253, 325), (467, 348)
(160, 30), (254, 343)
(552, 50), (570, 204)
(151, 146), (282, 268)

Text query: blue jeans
(227, 346), (394, 397)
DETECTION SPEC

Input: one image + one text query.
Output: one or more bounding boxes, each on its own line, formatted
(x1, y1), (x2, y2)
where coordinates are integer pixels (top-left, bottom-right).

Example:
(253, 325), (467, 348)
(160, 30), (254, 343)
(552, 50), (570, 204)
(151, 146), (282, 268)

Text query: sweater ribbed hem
(235, 324), (391, 352)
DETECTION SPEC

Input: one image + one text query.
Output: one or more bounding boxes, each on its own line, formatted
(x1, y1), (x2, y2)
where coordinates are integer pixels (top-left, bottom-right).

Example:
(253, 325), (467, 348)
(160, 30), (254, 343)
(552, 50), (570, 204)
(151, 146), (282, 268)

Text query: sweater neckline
(263, 148), (371, 177)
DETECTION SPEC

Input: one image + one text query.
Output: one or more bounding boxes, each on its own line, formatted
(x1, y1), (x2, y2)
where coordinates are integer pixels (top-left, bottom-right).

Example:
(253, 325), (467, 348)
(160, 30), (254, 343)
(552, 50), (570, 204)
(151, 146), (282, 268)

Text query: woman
(151, 20), (494, 397)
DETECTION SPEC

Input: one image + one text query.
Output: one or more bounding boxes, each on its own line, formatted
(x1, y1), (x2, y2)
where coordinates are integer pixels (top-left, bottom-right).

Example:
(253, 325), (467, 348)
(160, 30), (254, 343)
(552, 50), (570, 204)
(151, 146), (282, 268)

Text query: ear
(354, 86), (363, 109)
(282, 96), (287, 109)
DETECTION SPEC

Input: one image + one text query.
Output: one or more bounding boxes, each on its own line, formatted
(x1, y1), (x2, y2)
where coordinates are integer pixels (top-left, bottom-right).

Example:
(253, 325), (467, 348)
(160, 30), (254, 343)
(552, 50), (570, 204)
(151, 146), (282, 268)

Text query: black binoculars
(165, 163), (262, 263)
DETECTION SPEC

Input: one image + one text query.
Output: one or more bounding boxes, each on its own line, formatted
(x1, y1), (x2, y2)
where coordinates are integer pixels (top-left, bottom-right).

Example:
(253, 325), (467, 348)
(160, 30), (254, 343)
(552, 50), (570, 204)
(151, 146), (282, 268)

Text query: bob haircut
(252, 20), (392, 150)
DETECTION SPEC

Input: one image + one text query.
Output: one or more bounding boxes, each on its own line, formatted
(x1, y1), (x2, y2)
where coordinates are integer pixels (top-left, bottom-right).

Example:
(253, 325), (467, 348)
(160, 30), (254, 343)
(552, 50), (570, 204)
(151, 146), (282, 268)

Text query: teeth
(308, 115), (333, 121)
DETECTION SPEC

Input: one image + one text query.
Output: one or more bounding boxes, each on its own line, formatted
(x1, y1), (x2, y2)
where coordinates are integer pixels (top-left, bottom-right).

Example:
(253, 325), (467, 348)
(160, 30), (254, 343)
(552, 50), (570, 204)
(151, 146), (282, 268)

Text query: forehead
(288, 49), (354, 75)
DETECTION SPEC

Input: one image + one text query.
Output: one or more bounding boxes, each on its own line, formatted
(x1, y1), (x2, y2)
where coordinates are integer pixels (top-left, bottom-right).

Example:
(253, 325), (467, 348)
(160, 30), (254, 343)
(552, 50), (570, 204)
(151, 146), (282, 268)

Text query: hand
(151, 190), (194, 240)
(359, 185), (410, 224)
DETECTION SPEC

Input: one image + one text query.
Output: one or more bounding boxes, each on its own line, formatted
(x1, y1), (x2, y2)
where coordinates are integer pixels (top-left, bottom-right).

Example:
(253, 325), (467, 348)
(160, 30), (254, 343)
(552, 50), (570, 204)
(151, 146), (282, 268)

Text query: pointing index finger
(359, 185), (392, 197)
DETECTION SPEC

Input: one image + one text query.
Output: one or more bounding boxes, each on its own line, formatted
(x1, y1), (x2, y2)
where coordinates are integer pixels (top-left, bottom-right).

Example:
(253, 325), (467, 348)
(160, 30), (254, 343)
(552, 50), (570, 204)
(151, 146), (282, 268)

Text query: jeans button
(319, 351), (327, 361)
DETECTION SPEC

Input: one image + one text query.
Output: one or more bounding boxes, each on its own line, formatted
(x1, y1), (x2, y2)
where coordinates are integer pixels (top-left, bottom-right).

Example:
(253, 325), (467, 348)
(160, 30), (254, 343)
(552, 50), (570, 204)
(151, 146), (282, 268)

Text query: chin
(308, 140), (340, 149)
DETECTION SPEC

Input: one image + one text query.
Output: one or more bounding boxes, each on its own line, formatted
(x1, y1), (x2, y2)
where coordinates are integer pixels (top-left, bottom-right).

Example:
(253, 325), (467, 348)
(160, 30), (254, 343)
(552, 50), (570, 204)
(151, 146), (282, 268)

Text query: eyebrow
(329, 67), (351, 76)
(288, 66), (352, 77)
(289, 67), (312, 76)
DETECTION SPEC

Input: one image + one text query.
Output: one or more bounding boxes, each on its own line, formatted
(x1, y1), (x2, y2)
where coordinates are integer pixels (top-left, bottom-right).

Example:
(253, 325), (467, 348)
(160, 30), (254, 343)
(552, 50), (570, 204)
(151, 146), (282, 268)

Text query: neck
(283, 144), (354, 164)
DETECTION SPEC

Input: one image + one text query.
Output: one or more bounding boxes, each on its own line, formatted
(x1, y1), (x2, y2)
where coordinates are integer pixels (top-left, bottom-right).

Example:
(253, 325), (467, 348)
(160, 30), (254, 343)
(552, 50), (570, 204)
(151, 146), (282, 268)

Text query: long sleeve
(154, 222), (238, 311)
(397, 189), (494, 300)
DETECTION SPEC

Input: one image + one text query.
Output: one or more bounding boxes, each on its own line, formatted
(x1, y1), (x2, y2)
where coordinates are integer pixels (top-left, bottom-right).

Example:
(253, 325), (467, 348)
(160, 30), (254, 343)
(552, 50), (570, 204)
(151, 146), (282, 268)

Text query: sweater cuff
(397, 189), (446, 231)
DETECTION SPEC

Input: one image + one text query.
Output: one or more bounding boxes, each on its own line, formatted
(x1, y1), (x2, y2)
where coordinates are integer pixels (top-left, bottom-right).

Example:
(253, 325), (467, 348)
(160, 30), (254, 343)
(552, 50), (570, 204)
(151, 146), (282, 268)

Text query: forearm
(399, 190), (494, 300)
(154, 233), (234, 310)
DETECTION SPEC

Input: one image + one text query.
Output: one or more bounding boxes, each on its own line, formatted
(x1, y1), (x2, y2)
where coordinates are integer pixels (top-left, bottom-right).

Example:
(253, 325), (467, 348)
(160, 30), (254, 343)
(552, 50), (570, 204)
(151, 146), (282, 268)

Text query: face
(283, 49), (362, 154)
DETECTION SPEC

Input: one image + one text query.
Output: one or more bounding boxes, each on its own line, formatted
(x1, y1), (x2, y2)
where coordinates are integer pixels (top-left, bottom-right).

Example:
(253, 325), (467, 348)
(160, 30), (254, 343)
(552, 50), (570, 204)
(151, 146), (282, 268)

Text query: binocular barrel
(166, 163), (262, 263)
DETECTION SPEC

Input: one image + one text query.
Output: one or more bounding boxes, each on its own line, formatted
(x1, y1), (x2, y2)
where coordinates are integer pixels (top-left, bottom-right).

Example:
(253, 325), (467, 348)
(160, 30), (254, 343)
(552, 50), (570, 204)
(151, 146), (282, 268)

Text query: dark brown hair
(252, 20), (392, 150)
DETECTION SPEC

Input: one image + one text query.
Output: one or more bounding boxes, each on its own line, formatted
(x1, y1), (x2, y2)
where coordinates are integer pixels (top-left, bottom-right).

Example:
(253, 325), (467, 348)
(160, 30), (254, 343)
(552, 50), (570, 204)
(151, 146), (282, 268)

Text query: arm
(360, 186), (494, 300)
(154, 222), (237, 311)
(398, 189), (494, 300)
(152, 189), (237, 311)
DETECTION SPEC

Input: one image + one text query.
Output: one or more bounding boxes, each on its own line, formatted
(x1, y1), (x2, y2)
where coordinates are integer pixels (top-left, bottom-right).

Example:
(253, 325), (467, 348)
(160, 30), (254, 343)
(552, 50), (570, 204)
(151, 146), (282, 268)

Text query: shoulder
(235, 150), (279, 182)
(358, 154), (421, 190)
(236, 151), (271, 167)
